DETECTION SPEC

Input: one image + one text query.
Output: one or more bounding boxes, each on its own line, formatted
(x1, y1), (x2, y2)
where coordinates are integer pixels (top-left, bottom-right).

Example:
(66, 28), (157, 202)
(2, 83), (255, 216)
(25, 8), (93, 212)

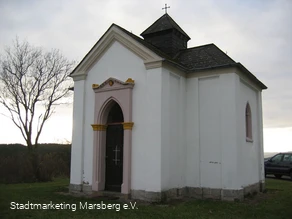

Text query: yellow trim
(92, 84), (99, 89)
(126, 78), (135, 83)
(123, 122), (134, 130)
(91, 124), (107, 131)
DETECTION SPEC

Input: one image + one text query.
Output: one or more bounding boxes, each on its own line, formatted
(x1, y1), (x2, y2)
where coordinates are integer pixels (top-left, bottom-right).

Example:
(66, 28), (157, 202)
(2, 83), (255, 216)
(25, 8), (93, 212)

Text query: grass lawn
(0, 178), (291, 219)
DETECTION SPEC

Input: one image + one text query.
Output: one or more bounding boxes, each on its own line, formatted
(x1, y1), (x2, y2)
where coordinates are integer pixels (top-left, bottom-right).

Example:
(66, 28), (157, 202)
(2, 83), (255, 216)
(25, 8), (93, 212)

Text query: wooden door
(105, 124), (124, 192)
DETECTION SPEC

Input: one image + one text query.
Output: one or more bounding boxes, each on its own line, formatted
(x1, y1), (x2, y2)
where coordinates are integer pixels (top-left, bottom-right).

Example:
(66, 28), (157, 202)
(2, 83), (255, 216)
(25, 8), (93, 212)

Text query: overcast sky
(0, 0), (291, 151)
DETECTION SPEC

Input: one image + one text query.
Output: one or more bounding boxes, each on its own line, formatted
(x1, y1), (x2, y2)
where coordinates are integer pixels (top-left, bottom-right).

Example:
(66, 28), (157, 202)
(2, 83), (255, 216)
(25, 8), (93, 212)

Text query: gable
(71, 24), (163, 81)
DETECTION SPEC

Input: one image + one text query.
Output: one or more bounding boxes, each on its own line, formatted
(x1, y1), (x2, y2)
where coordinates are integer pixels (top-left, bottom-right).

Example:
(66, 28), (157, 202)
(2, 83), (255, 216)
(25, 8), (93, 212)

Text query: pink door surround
(91, 77), (134, 195)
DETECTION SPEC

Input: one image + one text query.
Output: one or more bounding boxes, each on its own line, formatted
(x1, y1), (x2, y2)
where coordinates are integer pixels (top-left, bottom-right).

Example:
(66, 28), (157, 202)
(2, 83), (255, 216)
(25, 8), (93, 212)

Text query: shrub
(0, 144), (71, 183)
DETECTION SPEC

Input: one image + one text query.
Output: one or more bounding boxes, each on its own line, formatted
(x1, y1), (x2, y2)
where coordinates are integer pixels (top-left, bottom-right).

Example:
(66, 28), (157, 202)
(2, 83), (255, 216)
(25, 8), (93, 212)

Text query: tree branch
(0, 38), (74, 148)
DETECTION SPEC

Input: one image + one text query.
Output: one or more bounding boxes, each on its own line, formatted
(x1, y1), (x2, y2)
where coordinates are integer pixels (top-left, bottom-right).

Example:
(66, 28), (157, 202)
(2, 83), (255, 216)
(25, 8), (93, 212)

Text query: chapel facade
(69, 13), (267, 201)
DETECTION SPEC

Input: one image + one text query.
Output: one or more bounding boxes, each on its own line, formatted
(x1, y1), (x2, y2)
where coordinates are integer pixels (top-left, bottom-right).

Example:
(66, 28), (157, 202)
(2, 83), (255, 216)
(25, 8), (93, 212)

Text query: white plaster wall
(80, 41), (162, 191)
(257, 92), (265, 183)
(161, 69), (186, 190)
(70, 80), (85, 185)
(142, 67), (162, 192)
(185, 77), (200, 187)
(219, 73), (240, 189)
(198, 76), (222, 188)
(185, 73), (240, 190)
(237, 80), (261, 187)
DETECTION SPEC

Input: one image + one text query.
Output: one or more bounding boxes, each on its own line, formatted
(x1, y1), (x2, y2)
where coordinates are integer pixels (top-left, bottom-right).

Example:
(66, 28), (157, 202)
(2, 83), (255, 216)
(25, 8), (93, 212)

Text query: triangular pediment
(71, 24), (163, 81)
(92, 77), (135, 93)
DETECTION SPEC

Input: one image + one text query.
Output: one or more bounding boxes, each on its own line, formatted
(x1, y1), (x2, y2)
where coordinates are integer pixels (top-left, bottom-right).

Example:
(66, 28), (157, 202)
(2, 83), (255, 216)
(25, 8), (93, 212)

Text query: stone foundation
(131, 190), (163, 202)
(260, 181), (265, 192)
(221, 188), (244, 201)
(69, 184), (92, 194)
(131, 181), (263, 202)
(83, 184), (93, 194)
(69, 184), (82, 193)
(244, 181), (264, 196)
(94, 191), (131, 200)
(70, 181), (264, 202)
(162, 188), (185, 201)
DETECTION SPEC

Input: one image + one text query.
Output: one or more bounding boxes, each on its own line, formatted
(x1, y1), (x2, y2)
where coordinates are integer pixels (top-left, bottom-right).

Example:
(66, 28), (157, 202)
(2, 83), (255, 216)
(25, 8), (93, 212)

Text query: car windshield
(271, 154), (283, 162)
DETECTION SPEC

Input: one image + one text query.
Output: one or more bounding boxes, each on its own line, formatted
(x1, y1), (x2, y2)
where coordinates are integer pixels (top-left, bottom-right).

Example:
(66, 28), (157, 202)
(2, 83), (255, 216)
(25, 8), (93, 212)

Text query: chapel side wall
(219, 73), (240, 190)
(198, 75), (222, 189)
(161, 69), (186, 191)
(70, 80), (85, 188)
(257, 91), (265, 184)
(82, 41), (162, 191)
(236, 79), (262, 188)
(185, 73), (239, 190)
(185, 77), (200, 187)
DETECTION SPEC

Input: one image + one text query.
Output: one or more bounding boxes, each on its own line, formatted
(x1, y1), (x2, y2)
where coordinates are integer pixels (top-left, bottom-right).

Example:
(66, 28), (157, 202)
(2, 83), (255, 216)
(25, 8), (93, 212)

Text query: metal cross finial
(162, 3), (170, 14)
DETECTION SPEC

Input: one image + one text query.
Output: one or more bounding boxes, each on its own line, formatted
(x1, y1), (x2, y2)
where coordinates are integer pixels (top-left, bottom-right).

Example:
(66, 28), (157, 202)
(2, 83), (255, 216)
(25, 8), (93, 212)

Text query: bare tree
(0, 38), (74, 151)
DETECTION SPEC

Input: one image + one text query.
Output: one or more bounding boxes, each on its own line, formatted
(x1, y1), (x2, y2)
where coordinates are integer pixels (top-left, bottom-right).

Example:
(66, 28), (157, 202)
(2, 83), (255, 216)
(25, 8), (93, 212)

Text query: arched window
(107, 102), (124, 124)
(245, 102), (252, 141)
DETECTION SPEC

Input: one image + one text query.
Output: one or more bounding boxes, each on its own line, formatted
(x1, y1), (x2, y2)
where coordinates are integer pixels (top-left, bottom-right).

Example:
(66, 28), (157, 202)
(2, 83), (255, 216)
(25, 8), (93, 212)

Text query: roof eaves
(235, 62), (267, 89)
(188, 63), (267, 90)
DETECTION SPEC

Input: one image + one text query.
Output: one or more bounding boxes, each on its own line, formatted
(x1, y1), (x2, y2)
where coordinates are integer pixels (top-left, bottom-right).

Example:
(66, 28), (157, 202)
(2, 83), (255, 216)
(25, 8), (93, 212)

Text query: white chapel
(69, 13), (267, 201)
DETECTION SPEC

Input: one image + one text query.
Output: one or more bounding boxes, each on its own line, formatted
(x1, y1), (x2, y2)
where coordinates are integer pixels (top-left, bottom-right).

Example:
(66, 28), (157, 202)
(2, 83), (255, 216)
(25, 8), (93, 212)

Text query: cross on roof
(162, 3), (170, 14)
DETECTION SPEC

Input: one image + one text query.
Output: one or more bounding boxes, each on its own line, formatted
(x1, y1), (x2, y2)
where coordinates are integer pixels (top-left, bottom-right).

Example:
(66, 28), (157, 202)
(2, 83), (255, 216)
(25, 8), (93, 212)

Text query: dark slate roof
(173, 44), (236, 70)
(71, 23), (267, 89)
(121, 25), (266, 89)
(140, 13), (191, 40)
(117, 25), (236, 71)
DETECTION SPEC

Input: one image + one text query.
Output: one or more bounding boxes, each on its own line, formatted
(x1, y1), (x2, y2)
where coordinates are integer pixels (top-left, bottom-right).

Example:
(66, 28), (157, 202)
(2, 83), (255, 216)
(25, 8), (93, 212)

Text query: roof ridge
(173, 43), (215, 59)
(210, 44), (237, 63)
(140, 14), (167, 36)
(184, 43), (215, 50)
(164, 14), (190, 39)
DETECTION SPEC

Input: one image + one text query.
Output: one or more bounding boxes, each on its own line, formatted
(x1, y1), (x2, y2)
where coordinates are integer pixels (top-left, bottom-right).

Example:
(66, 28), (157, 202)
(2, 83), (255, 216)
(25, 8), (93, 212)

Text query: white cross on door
(113, 145), (120, 165)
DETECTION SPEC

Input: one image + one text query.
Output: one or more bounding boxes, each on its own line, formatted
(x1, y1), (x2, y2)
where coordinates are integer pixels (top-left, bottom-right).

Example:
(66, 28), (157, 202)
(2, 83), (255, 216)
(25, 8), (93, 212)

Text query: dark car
(264, 152), (292, 180)
(264, 157), (271, 162)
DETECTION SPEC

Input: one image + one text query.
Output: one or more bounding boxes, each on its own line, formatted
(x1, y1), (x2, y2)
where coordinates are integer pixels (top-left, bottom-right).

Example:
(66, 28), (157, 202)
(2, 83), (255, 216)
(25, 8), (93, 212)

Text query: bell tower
(140, 13), (190, 57)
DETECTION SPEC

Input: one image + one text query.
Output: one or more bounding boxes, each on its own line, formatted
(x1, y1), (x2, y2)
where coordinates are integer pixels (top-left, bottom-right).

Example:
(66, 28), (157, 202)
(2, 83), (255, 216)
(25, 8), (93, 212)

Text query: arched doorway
(91, 77), (134, 195)
(105, 102), (124, 192)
